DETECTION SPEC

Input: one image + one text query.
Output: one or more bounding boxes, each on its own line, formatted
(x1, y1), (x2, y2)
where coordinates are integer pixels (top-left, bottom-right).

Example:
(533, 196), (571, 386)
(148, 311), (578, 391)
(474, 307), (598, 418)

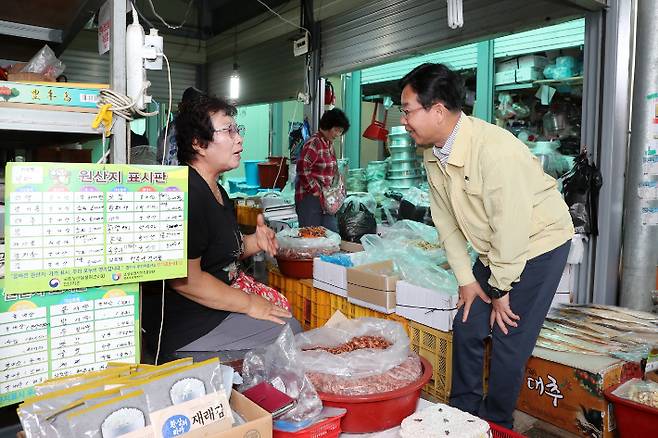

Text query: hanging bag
(321, 171), (347, 215)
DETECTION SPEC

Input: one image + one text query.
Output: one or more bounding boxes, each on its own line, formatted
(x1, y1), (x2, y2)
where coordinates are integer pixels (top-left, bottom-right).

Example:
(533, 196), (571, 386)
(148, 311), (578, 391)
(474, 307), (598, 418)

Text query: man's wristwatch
(486, 286), (509, 299)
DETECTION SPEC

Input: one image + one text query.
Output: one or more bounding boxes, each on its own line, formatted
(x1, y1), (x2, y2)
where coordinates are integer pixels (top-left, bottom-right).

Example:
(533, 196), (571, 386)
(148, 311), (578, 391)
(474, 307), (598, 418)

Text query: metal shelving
(0, 1), (126, 161)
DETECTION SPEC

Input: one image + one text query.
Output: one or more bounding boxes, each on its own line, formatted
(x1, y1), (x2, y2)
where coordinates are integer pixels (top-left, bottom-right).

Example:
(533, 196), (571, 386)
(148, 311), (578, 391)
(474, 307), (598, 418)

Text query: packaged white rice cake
(400, 403), (491, 438)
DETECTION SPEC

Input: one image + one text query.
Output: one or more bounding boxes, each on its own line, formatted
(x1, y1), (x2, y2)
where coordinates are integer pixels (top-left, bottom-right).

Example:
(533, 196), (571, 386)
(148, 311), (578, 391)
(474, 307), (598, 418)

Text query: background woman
(295, 108), (350, 232)
(143, 95), (300, 363)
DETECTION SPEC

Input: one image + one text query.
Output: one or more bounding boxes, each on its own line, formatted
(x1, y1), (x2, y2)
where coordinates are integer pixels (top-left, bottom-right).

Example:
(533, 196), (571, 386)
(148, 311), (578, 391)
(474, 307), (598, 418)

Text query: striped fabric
(433, 113), (463, 166)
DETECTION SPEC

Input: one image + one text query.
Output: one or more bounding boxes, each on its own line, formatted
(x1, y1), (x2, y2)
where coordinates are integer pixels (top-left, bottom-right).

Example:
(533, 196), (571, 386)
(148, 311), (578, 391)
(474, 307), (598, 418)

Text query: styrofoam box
(551, 292), (572, 308)
(515, 67), (543, 82)
(312, 253), (362, 297)
(517, 55), (549, 70)
(312, 278), (347, 297)
(556, 264), (573, 293)
(395, 280), (459, 332)
(495, 70), (516, 85)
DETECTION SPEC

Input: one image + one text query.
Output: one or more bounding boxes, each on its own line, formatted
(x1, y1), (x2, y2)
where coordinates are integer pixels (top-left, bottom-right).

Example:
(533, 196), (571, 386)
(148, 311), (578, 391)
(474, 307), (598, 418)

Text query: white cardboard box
(551, 292), (572, 308)
(515, 66), (543, 82)
(495, 69), (516, 85)
(312, 253), (363, 297)
(556, 264), (573, 293)
(517, 55), (549, 70)
(395, 280), (458, 332)
(313, 278), (347, 297)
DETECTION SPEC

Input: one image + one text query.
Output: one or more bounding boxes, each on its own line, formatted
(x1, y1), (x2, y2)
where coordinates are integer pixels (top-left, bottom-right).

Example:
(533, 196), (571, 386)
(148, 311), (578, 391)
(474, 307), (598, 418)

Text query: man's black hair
(399, 63), (464, 112)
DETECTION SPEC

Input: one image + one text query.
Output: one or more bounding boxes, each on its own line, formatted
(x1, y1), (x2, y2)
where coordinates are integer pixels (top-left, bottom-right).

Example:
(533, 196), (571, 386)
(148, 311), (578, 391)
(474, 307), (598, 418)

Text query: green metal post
(475, 40), (494, 122)
(271, 102), (283, 156)
(344, 71), (362, 168)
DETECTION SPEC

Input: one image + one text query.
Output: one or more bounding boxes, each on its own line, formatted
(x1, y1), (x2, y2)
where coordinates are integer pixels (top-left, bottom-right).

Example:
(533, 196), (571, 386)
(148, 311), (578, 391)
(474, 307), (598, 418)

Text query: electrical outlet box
(293, 33), (309, 57)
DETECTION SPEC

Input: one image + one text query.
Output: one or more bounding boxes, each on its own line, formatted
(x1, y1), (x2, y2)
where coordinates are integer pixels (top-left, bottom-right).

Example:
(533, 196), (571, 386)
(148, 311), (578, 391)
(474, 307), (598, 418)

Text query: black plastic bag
(338, 197), (377, 242)
(562, 151), (602, 235)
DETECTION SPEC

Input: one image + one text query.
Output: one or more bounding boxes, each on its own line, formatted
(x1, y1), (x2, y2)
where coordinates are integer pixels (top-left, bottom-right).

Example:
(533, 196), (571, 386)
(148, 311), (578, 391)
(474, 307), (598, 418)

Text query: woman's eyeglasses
(213, 124), (245, 137)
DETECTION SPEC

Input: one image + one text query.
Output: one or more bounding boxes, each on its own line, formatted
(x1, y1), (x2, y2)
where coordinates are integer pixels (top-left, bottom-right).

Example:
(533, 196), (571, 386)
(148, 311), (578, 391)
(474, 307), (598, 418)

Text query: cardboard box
(495, 70), (516, 85)
(186, 390), (272, 438)
(340, 240), (364, 253)
(517, 348), (642, 438)
(347, 260), (399, 314)
(348, 287), (396, 314)
(515, 67), (543, 82)
(517, 55), (549, 70)
(395, 280), (458, 332)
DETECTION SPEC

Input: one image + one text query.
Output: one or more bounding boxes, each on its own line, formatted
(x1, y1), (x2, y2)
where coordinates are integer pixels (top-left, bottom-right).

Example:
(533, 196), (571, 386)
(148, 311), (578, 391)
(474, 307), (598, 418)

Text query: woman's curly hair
(175, 95), (237, 164)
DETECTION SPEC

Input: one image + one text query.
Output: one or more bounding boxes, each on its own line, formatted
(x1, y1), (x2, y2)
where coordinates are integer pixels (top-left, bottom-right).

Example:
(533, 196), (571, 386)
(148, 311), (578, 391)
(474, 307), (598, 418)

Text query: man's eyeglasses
(399, 106), (425, 118)
(213, 124), (245, 137)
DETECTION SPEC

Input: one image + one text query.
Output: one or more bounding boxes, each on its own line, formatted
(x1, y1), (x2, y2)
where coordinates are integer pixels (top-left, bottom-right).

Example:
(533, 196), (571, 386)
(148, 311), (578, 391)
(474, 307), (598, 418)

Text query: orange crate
(299, 279), (315, 331)
(329, 293), (349, 316)
(407, 321), (491, 403)
(311, 287), (332, 328)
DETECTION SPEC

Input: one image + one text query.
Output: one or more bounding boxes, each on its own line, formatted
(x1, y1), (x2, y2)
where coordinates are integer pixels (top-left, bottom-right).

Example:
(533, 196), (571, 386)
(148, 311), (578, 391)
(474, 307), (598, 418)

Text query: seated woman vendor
(143, 95), (300, 362)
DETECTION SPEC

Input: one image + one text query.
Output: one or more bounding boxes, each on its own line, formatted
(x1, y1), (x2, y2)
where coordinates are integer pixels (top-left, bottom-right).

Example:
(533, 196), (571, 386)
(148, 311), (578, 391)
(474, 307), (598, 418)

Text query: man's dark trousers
(449, 241), (570, 428)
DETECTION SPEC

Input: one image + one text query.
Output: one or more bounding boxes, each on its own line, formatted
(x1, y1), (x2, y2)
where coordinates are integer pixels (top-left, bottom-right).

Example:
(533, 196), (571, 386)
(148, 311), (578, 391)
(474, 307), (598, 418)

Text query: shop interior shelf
(495, 76), (584, 92)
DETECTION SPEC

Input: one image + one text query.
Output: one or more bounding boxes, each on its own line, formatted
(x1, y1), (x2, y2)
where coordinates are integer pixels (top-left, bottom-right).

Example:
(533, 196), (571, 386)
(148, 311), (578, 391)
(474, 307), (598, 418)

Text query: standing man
(399, 63), (573, 428)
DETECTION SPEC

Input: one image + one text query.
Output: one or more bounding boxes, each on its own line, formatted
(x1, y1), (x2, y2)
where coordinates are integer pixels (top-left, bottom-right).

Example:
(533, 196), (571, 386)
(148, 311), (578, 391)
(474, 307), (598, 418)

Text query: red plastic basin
(604, 382), (658, 437)
(276, 256), (314, 278)
(317, 356), (432, 433)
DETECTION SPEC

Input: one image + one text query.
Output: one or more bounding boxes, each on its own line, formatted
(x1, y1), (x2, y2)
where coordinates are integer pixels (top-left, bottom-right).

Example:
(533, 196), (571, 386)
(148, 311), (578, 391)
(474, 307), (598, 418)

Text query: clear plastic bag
(306, 354), (422, 396)
(611, 378), (658, 408)
(22, 45), (66, 80)
(294, 317), (410, 378)
(276, 227), (341, 259)
(360, 220), (458, 292)
(241, 325), (323, 423)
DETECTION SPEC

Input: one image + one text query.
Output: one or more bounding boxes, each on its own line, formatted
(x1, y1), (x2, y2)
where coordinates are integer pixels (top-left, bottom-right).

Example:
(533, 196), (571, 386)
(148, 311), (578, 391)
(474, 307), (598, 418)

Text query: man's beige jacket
(424, 115), (574, 291)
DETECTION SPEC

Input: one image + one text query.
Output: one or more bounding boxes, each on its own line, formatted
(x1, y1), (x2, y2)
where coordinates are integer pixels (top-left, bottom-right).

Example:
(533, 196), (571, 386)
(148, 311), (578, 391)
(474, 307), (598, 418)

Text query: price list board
(4, 162), (188, 293)
(0, 282), (140, 407)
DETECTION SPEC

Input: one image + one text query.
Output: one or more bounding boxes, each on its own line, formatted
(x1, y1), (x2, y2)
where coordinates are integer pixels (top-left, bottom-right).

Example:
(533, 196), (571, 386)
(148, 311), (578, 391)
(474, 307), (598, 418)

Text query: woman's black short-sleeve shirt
(143, 167), (243, 354)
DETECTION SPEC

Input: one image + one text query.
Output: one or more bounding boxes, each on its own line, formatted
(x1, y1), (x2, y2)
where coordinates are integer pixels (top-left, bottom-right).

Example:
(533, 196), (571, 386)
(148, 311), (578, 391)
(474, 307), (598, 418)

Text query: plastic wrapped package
(241, 325), (323, 423)
(360, 221), (457, 292)
(612, 378), (658, 409)
(306, 354), (422, 396)
(366, 178), (389, 202)
(276, 227), (341, 259)
(295, 318), (421, 396)
(22, 45), (65, 80)
(365, 161), (388, 181)
(295, 318), (409, 378)
(338, 194), (377, 242)
(401, 187), (430, 208)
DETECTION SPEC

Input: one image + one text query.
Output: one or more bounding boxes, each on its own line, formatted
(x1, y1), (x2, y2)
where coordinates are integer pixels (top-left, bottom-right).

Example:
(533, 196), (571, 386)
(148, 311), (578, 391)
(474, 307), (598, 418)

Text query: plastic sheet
(22, 45), (65, 80)
(612, 378), (658, 408)
(366, 161), (388, 181)
(360, 220), (458, 292)
(241, 325), (323, 423)
(295, 317), (410, 378)
(306, 354), (422, 396)
(276, 227), (341, 259)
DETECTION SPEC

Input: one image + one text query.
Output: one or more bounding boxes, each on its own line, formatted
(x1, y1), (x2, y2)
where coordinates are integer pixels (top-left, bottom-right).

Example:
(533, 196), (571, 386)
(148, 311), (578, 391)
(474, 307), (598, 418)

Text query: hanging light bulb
(229, 63), (240, 100)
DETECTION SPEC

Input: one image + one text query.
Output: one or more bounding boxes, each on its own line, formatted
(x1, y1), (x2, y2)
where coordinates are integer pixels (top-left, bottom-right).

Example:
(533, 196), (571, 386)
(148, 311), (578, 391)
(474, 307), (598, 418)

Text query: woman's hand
(246, 294), (292, 324)
(489, 294), (520, 335)
(255, 214), (278, 257)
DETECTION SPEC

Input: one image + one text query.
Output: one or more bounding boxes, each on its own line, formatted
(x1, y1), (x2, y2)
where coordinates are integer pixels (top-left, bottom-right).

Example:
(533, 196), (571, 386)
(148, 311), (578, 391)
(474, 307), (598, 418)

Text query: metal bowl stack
(387, 126), (424, 190)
